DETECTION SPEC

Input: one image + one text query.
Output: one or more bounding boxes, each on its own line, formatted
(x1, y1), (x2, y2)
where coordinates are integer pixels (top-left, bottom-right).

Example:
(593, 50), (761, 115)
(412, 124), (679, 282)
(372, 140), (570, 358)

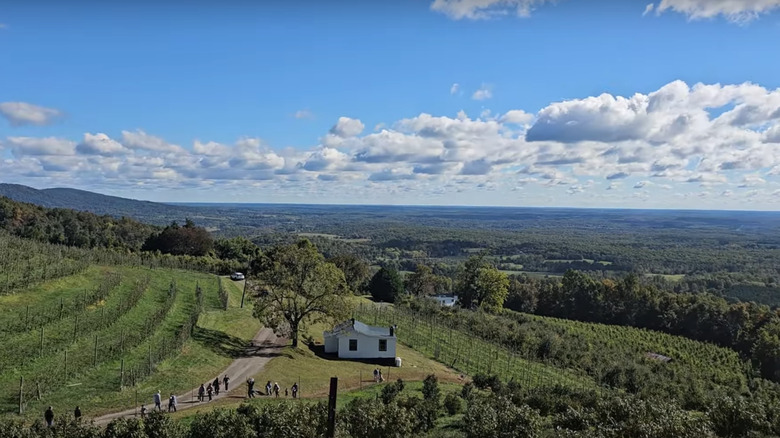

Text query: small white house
(323, 319), (397, 359)
(431, 295), (458, 307)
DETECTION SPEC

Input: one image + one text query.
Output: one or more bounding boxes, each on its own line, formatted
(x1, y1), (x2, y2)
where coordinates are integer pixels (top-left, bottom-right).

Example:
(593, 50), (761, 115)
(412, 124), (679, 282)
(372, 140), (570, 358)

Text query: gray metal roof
(324, 319), (394, 338)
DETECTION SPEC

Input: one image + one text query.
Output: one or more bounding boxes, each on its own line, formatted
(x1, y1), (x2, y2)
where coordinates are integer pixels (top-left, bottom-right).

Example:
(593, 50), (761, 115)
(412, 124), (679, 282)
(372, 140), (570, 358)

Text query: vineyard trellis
(10, 276), (207, 414)
(353, 302), (600, 394)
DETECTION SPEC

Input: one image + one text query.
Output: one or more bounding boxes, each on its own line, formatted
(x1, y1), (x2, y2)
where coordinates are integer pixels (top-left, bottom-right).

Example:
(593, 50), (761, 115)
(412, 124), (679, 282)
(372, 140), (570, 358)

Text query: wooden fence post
(39, 326), (44, 357)
(18, 376), (23, 415)
(120, 359), (125, 390)
(93, 335), (98, 366)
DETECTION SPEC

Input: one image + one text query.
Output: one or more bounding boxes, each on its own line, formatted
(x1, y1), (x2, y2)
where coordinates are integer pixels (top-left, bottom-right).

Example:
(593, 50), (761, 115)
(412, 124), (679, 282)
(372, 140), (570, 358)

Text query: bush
(381, 379), (406, 404)
(461, 382), (474, 400)
(444, 393), (463, 415)
(188, 409), (254, 438)
(423, 374), (441, 404)
(463, 396), (542, 438)
(340, 398), (413, 438)
(236, 402), (328, 438)
(472, 373), (502, 392)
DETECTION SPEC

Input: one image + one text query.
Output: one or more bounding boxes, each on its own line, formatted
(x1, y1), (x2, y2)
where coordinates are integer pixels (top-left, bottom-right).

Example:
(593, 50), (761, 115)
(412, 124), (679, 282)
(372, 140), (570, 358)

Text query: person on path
(247, 378), (256, 398)
(213, 377), (220, 396)
(198, 384), (205, 402)
(140, 405), (147, 419)
(273, 382), (280, 398)
(223, 375), (230, 391)
(74, 406), (81, 420)
(153, 391), (162, 411)
(44, 406), (54, 427)
(291, 382), (299, 399)
(373, 368), (379, 382)
(265, 381), (272, 396)
(378, 370), (384, 382)
(168, 394), (177, 413)
(207, 383), (213, 401)
(285, 388), (288, 397)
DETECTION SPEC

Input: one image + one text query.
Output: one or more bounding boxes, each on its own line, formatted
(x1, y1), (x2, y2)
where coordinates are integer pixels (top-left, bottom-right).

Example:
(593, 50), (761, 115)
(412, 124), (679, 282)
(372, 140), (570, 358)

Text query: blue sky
(1, 0), (780, 209)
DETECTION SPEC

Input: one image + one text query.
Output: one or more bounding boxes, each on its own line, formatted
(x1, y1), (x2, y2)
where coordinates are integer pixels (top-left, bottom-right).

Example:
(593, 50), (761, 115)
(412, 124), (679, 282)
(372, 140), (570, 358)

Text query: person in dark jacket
(213, 377), (220, 395)
(74, 406), (82, 420)
(44, 406), (54, 427)
(223, 374), (230, 391)
(198, 384), (205, 402)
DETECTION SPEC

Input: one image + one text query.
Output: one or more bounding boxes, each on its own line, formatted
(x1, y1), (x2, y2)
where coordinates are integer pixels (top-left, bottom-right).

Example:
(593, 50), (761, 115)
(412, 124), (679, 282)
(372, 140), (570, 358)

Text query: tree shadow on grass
(193, 327), (252, 358)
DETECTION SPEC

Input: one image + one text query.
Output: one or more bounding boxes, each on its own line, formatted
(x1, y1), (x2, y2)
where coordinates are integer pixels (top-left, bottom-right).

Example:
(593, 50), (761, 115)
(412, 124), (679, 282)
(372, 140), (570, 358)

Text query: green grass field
(0, 267), (260, 420)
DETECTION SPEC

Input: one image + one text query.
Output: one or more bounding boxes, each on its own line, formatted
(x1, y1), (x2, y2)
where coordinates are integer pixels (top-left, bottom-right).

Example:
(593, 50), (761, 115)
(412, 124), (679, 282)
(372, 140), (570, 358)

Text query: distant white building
(323, 319), (397, 359)
(431, 295), (458, 307)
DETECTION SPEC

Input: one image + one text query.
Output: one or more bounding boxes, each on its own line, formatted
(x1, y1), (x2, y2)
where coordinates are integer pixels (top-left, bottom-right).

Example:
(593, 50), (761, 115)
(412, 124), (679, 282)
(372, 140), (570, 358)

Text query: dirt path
(92, 327), (286, 425)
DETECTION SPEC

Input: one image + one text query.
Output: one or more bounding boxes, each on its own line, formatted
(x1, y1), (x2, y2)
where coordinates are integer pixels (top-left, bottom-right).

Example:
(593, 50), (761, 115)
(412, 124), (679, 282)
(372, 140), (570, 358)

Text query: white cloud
(643, 3), (655, 15)
(294, 109), (314, 119)
(472, 85), (493, 101)
(450, 83), (460, 95)
(652, 0), (780, 23)
(0, 102), (62, 126)
(330, 117), (365, 137)
(430, 0), (555, 20)
(121, 130), (183, 153)
(5, 80), (780, 209)
(500, 110), (534, 125)
(5, 137), (75, 156)
(76, 133), (127, 156)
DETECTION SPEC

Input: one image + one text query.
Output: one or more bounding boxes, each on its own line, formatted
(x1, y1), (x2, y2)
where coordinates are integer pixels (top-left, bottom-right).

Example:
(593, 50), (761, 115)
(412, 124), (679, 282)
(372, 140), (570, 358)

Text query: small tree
(444, 393), (463, 415)
(422, 374), (441, 404)
(251, 240), (351, 348)
(368, 267), (404, 303)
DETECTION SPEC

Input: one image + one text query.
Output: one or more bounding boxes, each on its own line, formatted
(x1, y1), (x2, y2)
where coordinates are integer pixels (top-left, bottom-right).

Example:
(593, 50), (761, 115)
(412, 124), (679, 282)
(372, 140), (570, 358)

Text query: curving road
(92, 327), (285, 425)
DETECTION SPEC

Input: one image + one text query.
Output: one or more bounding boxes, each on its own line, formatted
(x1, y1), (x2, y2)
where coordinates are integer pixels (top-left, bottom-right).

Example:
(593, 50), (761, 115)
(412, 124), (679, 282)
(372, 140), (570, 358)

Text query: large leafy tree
(250, 240), (351, 348)
(405, 265), (451, 297)
(328, 254), (370, 295)
(455, 255), (509, 312)
(368, 267), (404, 303)
(142, 219), (213, 256)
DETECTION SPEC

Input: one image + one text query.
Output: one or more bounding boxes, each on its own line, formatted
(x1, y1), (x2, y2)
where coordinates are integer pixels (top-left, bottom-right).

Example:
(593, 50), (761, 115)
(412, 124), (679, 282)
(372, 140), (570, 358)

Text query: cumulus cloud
(651, 0), (780, 23)
(500, 110), (534, 125)
(121, 130), (183, 153)
(6, 137), (75, 156)
(450, 83), (460, 95)
(5, 79), (780, 208)
(472, 85), (493, 101)
(76, 133), (127, 156)
(430, 0), (556, 20)
(330, 117), (365, 137)
(643, 3), (655, 15)
(0, 102), (62, 126)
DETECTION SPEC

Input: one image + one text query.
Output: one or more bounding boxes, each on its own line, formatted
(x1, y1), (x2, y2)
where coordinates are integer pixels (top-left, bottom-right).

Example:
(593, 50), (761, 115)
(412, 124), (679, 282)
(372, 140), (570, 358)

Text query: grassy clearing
(249, 318), (463, 399)
(645, 273), (685, 282)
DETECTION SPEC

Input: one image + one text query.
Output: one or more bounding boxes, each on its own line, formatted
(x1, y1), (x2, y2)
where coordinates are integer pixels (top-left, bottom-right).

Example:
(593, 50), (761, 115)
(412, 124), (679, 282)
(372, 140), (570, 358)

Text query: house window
(379, 339), (387, 352)
(349, 339), (358, 351)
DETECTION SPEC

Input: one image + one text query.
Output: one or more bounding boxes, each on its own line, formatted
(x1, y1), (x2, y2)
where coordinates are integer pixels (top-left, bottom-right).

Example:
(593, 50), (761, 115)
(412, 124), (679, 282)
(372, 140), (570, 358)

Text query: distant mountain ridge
(0, 183), (194, 225)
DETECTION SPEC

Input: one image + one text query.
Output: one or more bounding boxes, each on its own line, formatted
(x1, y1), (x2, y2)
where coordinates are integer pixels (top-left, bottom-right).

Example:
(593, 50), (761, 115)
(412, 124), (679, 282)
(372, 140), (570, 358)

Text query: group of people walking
(44, 372), (306, 426)
(43, 406), (81, 427)
(246, 378), (298, 399)
(198, 375), (230, 402)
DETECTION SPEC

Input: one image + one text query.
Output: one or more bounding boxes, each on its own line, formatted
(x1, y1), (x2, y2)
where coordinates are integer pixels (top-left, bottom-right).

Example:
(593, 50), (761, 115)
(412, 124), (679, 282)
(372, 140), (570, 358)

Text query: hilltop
(0, 184), (194, 225)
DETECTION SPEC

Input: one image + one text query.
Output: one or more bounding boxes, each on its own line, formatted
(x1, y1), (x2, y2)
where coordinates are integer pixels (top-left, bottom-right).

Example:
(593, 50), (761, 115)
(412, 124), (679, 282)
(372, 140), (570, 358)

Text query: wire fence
(13, 279), (205, 415)
(354, 302), (608, 396)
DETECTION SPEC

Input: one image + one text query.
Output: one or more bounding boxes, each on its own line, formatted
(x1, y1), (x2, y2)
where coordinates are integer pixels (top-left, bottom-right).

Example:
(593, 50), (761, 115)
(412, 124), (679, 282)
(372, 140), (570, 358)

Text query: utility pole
(326, 377), (338, 438)
(240, 269), (249, 308)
